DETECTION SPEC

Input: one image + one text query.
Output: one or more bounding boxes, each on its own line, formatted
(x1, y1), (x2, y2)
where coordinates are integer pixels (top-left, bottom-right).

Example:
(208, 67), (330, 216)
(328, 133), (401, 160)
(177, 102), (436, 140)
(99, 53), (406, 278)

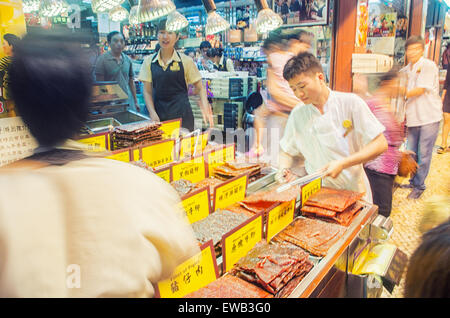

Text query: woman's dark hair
(283, 52), (323, 81)
(206, 48), (223, 58)
(200, 41), (212, 50)
(3, 33), (20, 51)
(9, 30), (92, 147)
(404, 220), (450, 297)
(405, 35), (425, 50)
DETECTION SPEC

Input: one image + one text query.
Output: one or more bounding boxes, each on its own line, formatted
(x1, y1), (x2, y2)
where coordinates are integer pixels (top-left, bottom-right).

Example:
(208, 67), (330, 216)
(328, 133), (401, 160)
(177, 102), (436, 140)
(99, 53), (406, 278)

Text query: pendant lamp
(22, 0), (40, 13)
(254, 0), (283, 34)
(91, 0), (125, 14)
(128, 5), (139, 25)
(201, 0), (229, 35)
(39, 0), (69, 17)
(137, 0), (175, 23)
(109, 6), (129, 22)
(166, 10), (188, 32)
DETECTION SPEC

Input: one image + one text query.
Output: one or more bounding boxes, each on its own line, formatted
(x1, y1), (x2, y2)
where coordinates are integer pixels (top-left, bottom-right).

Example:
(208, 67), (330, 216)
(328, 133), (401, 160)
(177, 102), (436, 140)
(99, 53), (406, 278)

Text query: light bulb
(39, 0), (69, 17)
(255, 8), (283, 34)
(137, 0), (176, 23)
(91, 0), (125, 14)
(166, 10), (188, 32)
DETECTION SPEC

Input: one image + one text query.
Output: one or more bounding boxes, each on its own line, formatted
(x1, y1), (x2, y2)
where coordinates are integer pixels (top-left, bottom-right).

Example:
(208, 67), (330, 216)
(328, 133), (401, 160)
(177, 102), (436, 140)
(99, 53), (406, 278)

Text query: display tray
(246, 166), (278, 195)
(83, 110), (150, 134)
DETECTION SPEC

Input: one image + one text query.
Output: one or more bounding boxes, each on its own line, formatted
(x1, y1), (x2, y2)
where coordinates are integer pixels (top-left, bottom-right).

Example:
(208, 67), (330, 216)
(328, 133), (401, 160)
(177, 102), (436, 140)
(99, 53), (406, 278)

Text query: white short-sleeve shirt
(401, 57), (443, 127)
(280, 89), (386, 200)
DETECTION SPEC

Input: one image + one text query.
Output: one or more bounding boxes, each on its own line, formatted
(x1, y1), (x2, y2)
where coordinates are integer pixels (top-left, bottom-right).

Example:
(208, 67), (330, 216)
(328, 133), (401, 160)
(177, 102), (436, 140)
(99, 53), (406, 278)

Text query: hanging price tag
(160, 118), (182, 140)
(155, 241), (219, 298)
(222, 213), (264, 273)
(266, 200), (296, 242)
(77, 132), (108, 152)
(141, 139), (175, 169)
(213, 173), (248, 211)
(105, 149), (131, 162)
(301, 178), (322, 207)
(172, 155), (207, 183)
(181, 187), (211, 224)
(154, 165), (172, 183)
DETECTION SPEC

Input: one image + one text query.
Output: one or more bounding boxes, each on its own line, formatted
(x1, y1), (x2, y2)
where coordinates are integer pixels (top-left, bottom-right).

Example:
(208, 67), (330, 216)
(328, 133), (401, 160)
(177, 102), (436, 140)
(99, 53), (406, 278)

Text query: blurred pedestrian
(363, 69), (404, 218)
(1, 29), (199, 297)
(399, 36), (443, 199)
(197, 40), (212, 71)
(437, 63), (450, 154)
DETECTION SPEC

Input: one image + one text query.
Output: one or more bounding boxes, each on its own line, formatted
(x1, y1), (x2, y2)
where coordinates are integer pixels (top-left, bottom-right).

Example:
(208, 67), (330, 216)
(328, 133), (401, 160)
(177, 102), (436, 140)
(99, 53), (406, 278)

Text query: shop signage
(141, 139), (175, 169)
(181, 187), (211, 224)
(222, 213), (264, 273)
(160, 118), (182, 140)
(153, 165), (172, 183)
(266, 199), (296, 243)
(172, 155), (206, 183)
(212, 173), (248, 211)
(155, 241), (219, 298)
(105, 149), (131, 162)
(301, 177), (322, 207)
(77, 132), (109, 152)
(179, 132), (208, 158)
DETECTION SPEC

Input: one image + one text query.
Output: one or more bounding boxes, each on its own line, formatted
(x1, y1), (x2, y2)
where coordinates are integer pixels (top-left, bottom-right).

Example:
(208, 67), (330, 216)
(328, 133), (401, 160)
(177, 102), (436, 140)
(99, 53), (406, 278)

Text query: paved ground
(380, 134), (450, 298)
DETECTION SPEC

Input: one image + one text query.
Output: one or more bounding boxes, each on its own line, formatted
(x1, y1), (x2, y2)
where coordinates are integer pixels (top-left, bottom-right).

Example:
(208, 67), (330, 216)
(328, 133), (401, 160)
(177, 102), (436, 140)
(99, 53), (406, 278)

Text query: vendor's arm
(325, 133), (388, 178)
(142, 82), (159, 122)
(406, 87), (426, 99)
(129, 78), (140, 112)
(193, 80), (214, 127)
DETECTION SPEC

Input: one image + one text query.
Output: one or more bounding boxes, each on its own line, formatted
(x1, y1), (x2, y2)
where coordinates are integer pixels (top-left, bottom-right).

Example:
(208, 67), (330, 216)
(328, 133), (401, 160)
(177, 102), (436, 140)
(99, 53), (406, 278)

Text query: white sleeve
(280, 111), (301, 157)
(351, 94), (386, 145)
(416, 62), (438, 92)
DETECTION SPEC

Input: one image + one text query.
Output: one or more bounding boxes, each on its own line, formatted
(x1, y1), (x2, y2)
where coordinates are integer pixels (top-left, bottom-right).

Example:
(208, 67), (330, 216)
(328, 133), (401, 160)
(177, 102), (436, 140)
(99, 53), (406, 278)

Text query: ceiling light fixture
(109, 5), (129, 22)
(166, 10), (188, 32)
(137, 0), (175, 23)
(254, 0), (283, 34)
(128, 5), (139, 24)
(39, 0), (69, 17)
(22, 0), (40, 13)
(91, 0), (125, 13)
(201, 0), (229, 35)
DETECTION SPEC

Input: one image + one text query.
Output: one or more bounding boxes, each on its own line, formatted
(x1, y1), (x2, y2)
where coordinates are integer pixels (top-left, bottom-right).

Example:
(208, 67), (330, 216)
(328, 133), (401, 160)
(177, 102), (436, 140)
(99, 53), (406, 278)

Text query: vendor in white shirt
(277, 52), (388, 202)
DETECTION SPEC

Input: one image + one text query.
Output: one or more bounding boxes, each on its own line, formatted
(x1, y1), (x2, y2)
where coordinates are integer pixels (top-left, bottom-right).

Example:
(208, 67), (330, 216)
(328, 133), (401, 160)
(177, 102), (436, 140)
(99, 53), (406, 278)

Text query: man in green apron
(138, 19), (213, 132)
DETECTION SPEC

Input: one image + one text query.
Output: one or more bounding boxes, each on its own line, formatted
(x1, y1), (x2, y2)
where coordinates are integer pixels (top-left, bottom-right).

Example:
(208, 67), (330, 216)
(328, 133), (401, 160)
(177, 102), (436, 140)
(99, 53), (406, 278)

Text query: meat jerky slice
(239, 201), (275, 214)
(242, 185), (300, 204)
(225, 203), (256, 218)
(301, 205), (337, 218)
(185, 275), (272, 298)
(305, 187), (364, 212)
(332, 201), (364, 226)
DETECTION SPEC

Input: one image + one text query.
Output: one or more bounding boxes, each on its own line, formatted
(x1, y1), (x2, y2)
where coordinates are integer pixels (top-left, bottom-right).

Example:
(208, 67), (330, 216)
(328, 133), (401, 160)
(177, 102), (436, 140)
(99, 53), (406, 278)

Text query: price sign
(223, 143), (236, 162)
(160, 119), (181, 140)
(77, 133), (108, 152)
(213, 174), (248, 211)
(132, 148), (140, 161)
(181, 187), (211, 224)
(301, 177), (322, 207)
(206, 144), (235, 177)
(154, 165), (172, 183)
(172, 156), (206, 183)
(266, 200), (296, 242)
(179, 132), (208, 158)
(222, 213), (263, 273)
(141, 139), (175, 169)
(155, 241), (219, 298)
(105, 149), (131, 162)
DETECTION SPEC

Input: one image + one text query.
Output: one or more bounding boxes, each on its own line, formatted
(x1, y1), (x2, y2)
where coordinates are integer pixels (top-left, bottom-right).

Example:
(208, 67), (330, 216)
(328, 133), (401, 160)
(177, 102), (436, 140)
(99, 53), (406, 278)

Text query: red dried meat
(301, 205), (337, 218)
(239, 201), (275, 214)
(225, 203), (256, 218)
(302, 201), (365, 227)
(185, 275), (273, 298)
(304, 187), (364, 212)
(242, 185), (300, 204)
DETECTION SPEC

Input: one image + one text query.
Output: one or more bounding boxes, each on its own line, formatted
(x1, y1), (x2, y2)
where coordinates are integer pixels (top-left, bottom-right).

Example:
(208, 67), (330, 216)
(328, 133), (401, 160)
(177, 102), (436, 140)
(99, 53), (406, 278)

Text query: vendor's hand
(323, 160), (345, 179)
(275, 168), (296, 184)
(135, 102), (140, 112)
(150, 111), (160, 122)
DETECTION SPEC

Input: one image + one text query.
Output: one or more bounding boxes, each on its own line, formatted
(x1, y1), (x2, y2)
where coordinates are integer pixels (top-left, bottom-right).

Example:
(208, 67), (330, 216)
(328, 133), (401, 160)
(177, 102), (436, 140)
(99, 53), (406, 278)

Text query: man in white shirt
(400, 36), (443, 199)
(278, 52), (388, 202)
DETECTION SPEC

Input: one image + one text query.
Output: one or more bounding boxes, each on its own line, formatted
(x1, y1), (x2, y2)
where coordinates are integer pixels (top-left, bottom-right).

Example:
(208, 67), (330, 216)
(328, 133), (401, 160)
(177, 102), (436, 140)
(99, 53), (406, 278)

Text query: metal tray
(246, 166), (278, 195)
(85, 117), (121, 133)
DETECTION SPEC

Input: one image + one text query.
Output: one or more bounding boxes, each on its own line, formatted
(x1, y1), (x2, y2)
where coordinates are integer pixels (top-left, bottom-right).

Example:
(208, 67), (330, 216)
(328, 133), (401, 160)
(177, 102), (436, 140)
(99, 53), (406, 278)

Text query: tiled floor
(380, 136), (450, 298)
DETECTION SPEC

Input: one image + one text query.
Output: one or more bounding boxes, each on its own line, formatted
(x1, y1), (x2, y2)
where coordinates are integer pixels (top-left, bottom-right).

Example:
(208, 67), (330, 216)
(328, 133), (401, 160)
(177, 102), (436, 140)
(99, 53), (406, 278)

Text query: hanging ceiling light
(201, 0), (229, 35)
(166, 10), (188, 32)
(91, 0), (125, 14)
(129, 5), (139, 25)
(22, 0), (40, 13)
(39, 0), (69, 17)
(109, 5), (129, 22)
(137, 0), (176, 23)
(254, 0), (283, 34)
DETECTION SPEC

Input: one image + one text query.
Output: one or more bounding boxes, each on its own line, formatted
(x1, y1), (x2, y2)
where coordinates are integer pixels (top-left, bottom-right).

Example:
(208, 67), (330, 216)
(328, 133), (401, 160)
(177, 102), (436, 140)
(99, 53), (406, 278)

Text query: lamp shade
(254, 0), (282, 34)
(91, 0), (125, 13)
(137, 0), (175, 23)
(39, 0), (68, 17)
(166, 10), (188, 32)
(205, 10), (230, 35)
(109, 6), (129, 22)
(22, 0), (40, 13)
(129, 5), (139, 24)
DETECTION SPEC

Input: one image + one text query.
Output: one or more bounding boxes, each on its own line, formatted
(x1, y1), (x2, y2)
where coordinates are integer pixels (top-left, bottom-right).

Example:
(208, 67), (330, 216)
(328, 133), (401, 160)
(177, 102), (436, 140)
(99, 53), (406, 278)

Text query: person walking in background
(363, 69), (404, 218)
(441, 42), (450, 70)
(197, 40), (212, 71)
(399, 36), (443, 199)
(95, 31), (139, 112)
(437, 63), (450, 154)
(0, 33), (20, 118)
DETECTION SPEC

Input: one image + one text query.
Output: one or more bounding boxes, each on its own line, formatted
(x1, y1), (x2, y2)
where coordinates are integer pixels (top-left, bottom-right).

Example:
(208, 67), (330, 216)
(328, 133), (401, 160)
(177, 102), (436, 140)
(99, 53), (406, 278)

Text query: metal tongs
(276, 168), (327, 193)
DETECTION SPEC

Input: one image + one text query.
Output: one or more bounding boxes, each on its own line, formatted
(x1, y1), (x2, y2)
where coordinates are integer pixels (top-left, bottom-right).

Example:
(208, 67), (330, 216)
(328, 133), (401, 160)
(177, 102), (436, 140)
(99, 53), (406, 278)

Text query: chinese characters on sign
(301, 177), (322, 207)
(213, 174), (248, 211)
(266, 200), (296, 242)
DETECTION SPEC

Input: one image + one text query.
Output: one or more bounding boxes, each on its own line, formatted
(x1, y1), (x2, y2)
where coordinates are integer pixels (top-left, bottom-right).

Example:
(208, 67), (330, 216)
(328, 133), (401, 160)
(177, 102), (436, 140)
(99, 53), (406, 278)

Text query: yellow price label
(301, 178), (322, 207)
(206, 148), (225, 176)
(180, 133), (208, 158)
(222, 213), (263, 273)
(156, 242), (219, 298)
(266, 200), (296, 242)
(132, 148), (140, 161)
(213, 174), (248, 211)
(78, 134), (107, 152)
(160, 119), (181, 140)
(141, 140), (175, 169)
(181, 187), (211, 224)
(172, 156), (206, 183)
(154, 166), (172, 183)
(223, 144), (236, 162)
(105, 150), (130, 162)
